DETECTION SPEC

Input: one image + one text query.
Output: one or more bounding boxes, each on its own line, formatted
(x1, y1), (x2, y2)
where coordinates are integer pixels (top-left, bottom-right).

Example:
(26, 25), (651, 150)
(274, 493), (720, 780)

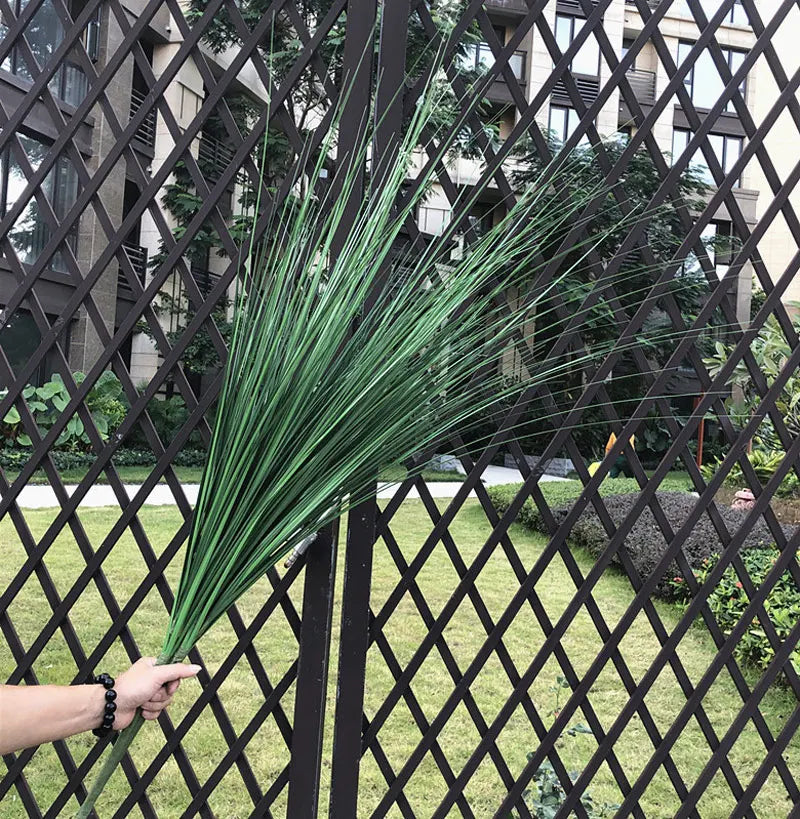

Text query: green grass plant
(70, 54), (633, 813)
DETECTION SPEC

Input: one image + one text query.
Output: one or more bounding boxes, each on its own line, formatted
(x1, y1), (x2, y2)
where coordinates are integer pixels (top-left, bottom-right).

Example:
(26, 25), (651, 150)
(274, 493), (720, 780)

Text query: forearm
(0, 683), (106, 754)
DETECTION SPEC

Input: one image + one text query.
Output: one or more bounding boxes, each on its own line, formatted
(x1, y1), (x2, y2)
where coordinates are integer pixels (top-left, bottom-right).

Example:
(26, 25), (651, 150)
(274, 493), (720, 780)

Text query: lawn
(3, 462), (464, 486)
(1, 501), (797, 817)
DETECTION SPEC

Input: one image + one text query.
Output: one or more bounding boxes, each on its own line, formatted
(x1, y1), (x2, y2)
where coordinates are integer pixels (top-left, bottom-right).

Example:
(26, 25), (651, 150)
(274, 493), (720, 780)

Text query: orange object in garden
(605, 432), (635, 454)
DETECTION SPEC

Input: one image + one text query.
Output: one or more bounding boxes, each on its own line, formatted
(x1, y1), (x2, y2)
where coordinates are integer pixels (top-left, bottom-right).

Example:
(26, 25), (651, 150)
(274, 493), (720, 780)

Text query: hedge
(488, 483), (796, 598)
(0, 448), (207, 471)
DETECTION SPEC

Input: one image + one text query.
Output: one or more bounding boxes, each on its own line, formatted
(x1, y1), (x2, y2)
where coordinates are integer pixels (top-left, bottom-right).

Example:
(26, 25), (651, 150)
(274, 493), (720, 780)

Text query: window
(703, 220), (736, 278)
(554, 14), (600, 76)
(548, 105), (592, 146)
(468, 202), (495, 237)
(674, 0), (748, 26)
(671, 128), (744, 187)
(0, 308), (66, 386)
(461, 31), (526, 83)
(622, 38), (635, 65)
(0, 135), (80, 270)
(683, 221), (736, 280)
(418, 206), (451, 236)
(678, 41), (747, 113)
(0, 0), (94, 106)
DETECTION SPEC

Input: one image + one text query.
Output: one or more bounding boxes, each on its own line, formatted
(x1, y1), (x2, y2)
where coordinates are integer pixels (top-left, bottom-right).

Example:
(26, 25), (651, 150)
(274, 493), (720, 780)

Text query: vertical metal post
(328, 1), (409, 815)
(286, 526), (338, 817)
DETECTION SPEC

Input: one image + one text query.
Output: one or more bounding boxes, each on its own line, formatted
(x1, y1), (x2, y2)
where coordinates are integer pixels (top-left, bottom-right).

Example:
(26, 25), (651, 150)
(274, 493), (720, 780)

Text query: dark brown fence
(1, 0), (798, 816)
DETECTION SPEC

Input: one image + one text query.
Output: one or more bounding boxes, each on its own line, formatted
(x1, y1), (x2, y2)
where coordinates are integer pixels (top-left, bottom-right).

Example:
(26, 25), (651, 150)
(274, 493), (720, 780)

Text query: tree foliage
(505, 134), (717, 459)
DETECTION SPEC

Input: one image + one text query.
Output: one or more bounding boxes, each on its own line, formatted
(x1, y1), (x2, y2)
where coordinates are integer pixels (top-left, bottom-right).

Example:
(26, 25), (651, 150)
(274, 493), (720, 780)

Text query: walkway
(11, 465), (567, 509)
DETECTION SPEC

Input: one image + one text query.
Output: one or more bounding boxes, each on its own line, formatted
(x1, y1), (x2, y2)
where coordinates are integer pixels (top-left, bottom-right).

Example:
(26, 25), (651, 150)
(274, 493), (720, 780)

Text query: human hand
(113, 657), (202, 729)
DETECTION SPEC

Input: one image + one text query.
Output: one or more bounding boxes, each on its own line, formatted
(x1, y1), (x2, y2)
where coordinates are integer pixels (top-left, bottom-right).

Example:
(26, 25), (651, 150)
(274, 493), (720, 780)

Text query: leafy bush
(1, 446), (206, 472)
(174, 449), (207, 467)
(509, 677), (619, 819)
(669, 547), (800, 680)
(51, 451), (96, 470)
(112, 448), (206, 468)
(489, 484), (796, 598)
(702, 311), (800, 497)
(701, 449), (799, 498)
(1, 372), (126, 450)
(705, 312), (800, 441)
(0, 449), (95, 471)
(123, 393), (209, 452)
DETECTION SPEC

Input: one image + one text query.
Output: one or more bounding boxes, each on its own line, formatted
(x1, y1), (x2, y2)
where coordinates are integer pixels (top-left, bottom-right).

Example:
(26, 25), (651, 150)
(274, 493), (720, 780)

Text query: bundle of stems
(75, 64), (670, 817)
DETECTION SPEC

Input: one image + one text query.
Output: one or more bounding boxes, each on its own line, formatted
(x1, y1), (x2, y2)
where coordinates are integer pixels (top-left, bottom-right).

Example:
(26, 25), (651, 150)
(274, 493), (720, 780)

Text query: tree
(143, 1), (493, 386)
(506, 133), (718, 460)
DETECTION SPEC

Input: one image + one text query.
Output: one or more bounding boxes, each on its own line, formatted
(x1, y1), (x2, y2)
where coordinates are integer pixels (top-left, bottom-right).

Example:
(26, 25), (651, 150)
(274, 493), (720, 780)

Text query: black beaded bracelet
(88, 673), (118, 738)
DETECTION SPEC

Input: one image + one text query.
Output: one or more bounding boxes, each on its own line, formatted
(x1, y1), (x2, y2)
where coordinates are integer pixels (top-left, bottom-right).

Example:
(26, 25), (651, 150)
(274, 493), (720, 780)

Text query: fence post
(328, 2), (410, 815)
(286, 526), (338, 817)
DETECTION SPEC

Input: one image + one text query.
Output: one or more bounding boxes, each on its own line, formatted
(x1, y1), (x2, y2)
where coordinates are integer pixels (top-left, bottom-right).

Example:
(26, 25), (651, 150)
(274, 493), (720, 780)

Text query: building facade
(419, 0), (800, 324)
(1, 0), (798, 390)
(0, 0), (262, 388)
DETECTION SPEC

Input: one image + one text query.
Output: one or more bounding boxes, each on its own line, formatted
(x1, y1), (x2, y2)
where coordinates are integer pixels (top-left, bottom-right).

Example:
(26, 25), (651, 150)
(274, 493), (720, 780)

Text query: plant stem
(74, 652), (175, 818)
(74, 712), (146, 819)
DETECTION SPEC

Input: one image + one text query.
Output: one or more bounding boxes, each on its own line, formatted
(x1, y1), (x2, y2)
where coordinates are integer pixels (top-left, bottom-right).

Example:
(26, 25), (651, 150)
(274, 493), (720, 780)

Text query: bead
(105, 702), (117, 713)
(105, 689), (117, 702)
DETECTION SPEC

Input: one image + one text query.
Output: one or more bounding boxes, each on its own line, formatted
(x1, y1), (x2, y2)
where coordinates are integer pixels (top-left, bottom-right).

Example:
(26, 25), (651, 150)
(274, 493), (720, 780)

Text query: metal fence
(1, 0), (799, 816)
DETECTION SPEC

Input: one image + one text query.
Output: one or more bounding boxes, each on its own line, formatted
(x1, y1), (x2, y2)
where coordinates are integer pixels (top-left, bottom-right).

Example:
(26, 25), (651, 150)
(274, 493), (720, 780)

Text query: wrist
(84, 684), (107, 731)
(85, 673), (119, 737)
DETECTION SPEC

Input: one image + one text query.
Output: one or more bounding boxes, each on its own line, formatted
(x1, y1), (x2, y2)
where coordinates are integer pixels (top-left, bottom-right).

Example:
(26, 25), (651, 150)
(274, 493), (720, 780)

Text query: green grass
(3, 463), (464, 486)
(1, 501), (796, 817)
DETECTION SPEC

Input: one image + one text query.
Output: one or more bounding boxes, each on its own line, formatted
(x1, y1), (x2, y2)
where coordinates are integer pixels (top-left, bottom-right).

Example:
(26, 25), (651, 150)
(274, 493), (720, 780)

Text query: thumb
(154, 663), (202, 684)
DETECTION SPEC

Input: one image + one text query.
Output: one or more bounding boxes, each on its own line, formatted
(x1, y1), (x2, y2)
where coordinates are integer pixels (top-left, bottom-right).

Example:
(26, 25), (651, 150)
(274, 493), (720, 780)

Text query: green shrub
(1, 447), (206, 472)
(1, 371), (125, 450)
(113, 448), (206, 468)
(0, 449), (29, 469)
(0, 449), (95, 471)
(701, 449), (799, 497)
(669, 547), (800, 680)
(52, 451), (96, 470)
(113, 449), (157, 466)
(123, 393), (209, 452)
(489, 484), (796, 598)
(174, 448), (207, 467)
(510, 677), (619, 818)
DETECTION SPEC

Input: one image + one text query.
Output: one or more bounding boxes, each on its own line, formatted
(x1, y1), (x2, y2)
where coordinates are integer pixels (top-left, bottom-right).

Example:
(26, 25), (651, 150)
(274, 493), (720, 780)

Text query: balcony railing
(626, 68), (656, 104)
(130, 87), (157, 149)
(483, 0), (528, 15)
(122, 241), (148, 285)
(191, 267), (222, 298)
(198, 135), (236, 183)
(551, 74), (601, 105)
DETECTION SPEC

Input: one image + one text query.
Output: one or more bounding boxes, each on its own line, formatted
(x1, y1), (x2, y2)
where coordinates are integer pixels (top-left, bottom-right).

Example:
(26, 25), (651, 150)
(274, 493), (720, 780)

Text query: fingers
(147, 688), (171, 704)
(153, 663), (202, 685)
(165, 679), (181, 696)
(141, 693), (174, 719)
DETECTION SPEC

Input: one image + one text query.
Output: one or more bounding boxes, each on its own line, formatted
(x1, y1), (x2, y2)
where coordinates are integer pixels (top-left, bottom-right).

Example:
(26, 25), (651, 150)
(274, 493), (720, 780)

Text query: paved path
(10, 465), (567, 509)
